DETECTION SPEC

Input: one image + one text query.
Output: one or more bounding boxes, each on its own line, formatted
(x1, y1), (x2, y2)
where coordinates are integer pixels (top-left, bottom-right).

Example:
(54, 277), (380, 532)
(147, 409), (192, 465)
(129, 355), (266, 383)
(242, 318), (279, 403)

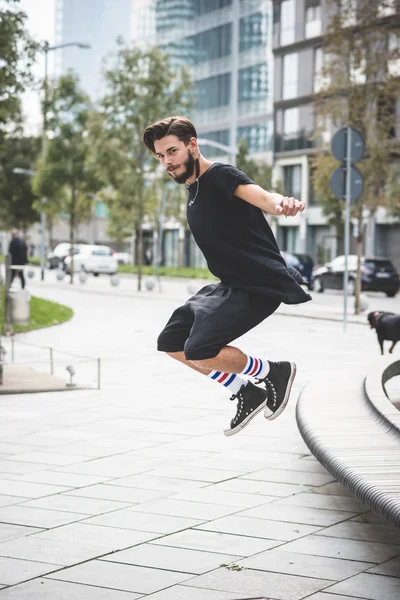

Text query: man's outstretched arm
(234, 184), (306, 217)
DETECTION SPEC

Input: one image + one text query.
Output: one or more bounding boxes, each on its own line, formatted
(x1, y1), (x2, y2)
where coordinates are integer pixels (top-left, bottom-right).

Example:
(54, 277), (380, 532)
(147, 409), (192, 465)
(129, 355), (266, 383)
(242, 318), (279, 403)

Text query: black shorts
(157, 282), (280, 361)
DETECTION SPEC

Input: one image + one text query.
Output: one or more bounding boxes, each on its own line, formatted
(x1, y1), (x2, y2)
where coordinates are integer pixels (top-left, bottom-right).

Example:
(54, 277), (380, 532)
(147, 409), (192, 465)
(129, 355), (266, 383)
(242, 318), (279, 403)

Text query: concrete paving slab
(328, 572), (400, 600)
(0, 524), (43, 543)
(33, 522), (159, 551)
(85, 508), (203, 534)
(276, 534), (400, 563)
(179, 567), (332, 600)
(367, 556), (400, 577)
(0, 578), (141, 599)
(241, 467), (334, 487)
(19, 493), (129, 515)
(196, 514), (321, 541)
(153, 529), (280, 555)
(0, 556), (61, 586)
(0, 505), (88, 528)
(314, 521), (400, 544)
(240, 502), (357, 527)
(48, 559), (193, 594)
(0, 496), (28, 508)
(238, 548), (373, 580)
(101, 543), (242, 575)
(0, 536), (105, 566)
(127, 498), (240, 521)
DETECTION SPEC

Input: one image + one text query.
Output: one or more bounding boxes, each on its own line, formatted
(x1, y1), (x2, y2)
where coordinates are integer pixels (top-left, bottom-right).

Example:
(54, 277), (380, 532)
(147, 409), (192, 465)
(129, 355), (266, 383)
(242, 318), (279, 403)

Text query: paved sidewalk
(0, 280), (400, 598)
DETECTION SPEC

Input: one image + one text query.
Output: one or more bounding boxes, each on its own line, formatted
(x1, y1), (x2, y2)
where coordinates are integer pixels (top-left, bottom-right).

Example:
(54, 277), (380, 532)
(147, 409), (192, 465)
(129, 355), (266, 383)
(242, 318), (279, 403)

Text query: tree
(0, 0), (38, 136)
(34, 73), (99, 283)
(0, 135), (40, 231)
(89, 41), (193, 290)
(313, 0), (400, 312)
(312, 153), (345, 254)
(236, 138), (273, 191)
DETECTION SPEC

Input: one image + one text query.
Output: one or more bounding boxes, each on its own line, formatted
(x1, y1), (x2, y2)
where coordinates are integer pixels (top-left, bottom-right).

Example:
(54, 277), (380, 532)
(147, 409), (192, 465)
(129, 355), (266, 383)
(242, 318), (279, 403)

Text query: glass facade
(238, 123), (271, 152)
(187, 24), (232, 65)
(239, 63), (269, 102)
(195, 73), (231, 109)
(240, 11), (268, 52)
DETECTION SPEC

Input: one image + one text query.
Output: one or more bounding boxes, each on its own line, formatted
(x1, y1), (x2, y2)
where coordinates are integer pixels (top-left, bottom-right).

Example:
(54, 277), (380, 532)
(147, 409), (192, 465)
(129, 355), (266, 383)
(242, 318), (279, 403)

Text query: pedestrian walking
(8, 229), (28, 289)
(143, 116), (311, 436)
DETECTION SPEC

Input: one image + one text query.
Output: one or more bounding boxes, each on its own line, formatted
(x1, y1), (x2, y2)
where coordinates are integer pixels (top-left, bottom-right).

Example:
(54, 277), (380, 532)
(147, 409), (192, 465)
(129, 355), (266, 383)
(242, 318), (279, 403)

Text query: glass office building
(154, 0), (273, 159)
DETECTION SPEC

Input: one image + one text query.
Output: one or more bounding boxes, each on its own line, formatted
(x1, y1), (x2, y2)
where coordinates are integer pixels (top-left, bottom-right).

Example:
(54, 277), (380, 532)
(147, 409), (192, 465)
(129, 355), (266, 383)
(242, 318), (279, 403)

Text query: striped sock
(207, 370), (248, 395)
(240, 355), (270, 379)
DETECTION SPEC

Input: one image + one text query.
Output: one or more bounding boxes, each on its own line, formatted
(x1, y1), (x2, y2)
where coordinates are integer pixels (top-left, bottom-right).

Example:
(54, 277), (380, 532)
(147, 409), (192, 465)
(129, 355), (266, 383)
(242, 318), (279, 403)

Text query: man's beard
(168, 150), (195, 184)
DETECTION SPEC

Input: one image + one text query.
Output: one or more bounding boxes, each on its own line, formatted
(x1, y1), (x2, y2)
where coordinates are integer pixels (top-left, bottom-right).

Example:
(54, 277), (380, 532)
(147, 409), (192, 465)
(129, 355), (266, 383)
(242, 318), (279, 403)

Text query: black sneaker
(223, 382), (267, 437)
(257, 361), (297, 420)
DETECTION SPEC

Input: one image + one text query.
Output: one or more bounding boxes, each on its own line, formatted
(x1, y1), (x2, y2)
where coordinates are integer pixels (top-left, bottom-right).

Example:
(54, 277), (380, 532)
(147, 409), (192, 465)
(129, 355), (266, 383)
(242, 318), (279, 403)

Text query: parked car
(47, 243), (80, 269)
(311, 255), (399, 297)
(114, 252), (132, 265)
(281, 251), (314, 290)
(63, 244), (118, 276)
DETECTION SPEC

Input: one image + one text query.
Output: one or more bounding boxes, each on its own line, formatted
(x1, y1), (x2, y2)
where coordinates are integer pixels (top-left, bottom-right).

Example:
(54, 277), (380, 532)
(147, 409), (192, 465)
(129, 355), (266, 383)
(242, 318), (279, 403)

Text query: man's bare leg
(167, 346), (246, 376)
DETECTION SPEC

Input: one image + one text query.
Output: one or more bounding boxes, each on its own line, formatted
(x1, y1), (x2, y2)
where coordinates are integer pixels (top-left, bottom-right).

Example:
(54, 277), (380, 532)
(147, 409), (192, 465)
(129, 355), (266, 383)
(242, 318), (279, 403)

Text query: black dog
(368, 311), (400, 355)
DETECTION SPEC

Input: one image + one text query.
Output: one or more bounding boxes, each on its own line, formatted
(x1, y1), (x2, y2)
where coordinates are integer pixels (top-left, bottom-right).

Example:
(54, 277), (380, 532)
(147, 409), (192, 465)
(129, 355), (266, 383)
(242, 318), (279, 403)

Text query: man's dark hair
(143, 116), (197, 154)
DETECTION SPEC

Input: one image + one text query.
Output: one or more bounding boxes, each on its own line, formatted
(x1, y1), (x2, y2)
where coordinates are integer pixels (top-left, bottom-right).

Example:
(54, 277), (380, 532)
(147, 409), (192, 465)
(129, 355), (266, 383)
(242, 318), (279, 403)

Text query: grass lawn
(118, 265), (217, 279)
(11, 295), (73, 334)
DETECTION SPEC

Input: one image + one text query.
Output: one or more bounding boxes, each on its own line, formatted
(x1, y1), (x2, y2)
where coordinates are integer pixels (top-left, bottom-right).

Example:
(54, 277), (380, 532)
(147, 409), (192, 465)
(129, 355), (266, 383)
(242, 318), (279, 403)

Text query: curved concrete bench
(296, 358), (400, 529)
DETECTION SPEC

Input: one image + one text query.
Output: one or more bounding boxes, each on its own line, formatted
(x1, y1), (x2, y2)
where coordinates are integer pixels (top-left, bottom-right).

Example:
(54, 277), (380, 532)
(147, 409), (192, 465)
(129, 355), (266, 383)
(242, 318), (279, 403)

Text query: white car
(47, 243), (81, 269)
(64, 245), (118, 276)
(114, 251), (132, 265)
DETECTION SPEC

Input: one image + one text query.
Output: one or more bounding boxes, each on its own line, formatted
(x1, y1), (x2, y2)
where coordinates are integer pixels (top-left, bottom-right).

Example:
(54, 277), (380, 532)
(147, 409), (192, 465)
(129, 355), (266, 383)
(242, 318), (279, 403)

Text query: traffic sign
(331, 127), (364, 163)
(330, 165), (364, 202)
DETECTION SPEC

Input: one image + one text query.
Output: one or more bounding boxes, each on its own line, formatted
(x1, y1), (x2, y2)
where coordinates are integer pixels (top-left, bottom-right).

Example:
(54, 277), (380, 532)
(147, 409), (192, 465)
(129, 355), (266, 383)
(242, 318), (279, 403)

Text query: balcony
(275, 131), (314, 153)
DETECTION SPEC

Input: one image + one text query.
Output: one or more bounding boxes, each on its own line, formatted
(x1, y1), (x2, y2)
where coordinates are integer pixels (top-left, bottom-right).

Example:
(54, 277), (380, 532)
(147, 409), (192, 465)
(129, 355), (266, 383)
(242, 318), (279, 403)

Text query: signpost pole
(343, 127), (352, 332)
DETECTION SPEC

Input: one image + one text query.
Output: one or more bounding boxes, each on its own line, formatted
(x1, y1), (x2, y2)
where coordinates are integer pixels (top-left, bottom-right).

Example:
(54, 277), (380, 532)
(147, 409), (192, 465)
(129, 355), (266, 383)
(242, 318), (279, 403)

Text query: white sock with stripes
(240, 355), (270, 379)
(207, 370), (248, 395)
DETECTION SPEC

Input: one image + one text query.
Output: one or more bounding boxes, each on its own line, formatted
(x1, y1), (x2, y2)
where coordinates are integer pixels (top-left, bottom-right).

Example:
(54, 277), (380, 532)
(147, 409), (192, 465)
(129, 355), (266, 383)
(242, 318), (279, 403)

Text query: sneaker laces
(260, 377), (277, 407)
(229, 390), (245, 426)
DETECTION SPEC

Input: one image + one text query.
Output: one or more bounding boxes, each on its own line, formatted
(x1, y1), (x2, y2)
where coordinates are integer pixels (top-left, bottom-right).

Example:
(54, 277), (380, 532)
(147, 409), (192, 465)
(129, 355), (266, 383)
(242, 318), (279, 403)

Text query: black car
(281, 251), (314, 290)
(312, 255), (399, 297)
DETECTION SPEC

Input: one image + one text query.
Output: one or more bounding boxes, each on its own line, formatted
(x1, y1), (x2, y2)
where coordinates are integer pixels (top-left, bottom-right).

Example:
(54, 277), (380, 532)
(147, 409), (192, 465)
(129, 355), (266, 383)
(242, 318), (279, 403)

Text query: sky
(20, 0), (56, 135)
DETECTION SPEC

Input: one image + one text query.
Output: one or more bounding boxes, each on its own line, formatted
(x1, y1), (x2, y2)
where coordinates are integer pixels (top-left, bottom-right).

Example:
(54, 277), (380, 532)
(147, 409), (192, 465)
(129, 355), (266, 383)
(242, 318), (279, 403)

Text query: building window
(389, 33), (400, 78)
(239, 63), (268, 102)
(195, 73), (231, 109)
(314, 47), (331, 92)
(305, 4), (321, 38)
(280, 0), (296, 46)
(283, 165), (302, 200)
(377, 0), (396, 18)
(282, 53), (298, 99)
(240, 11), (268, 52)
(238, 124), (271, 153)
(187, 23), (232, 65)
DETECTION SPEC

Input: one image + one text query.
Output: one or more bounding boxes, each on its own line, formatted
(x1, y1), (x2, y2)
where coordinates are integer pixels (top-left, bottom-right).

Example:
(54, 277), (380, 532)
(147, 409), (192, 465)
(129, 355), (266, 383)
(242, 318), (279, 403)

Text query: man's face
(154, 135), (196, 184)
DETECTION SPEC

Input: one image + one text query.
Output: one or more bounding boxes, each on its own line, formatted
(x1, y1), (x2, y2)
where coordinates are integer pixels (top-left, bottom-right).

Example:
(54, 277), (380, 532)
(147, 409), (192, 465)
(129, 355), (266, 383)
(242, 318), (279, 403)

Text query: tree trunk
(354, 209), (363, 315)
(69, 185), (76, 284)
(137, 205), (143, 292)
(47, 216), (54, 250)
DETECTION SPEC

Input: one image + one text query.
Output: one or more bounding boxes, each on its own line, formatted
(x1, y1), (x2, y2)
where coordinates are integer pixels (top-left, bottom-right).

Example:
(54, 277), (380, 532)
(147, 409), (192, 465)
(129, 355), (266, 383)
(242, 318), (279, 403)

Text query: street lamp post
(197, 138), (239, 162)
(40, 41), (90, 281)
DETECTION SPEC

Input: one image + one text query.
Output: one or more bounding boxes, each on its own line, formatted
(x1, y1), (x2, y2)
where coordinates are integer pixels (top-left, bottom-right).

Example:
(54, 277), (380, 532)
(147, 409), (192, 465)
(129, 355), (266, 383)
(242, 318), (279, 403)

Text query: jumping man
(143, 116), (311, 436)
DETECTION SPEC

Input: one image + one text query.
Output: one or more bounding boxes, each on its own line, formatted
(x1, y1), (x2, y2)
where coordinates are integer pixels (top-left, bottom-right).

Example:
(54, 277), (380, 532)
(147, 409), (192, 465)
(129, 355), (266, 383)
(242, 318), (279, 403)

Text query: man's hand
(270, 193), (306, 217)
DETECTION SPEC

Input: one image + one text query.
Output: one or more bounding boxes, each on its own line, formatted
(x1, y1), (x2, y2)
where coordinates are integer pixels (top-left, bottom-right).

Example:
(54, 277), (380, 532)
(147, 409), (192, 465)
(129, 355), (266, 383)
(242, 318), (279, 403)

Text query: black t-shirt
(186, 162), (311, 305)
